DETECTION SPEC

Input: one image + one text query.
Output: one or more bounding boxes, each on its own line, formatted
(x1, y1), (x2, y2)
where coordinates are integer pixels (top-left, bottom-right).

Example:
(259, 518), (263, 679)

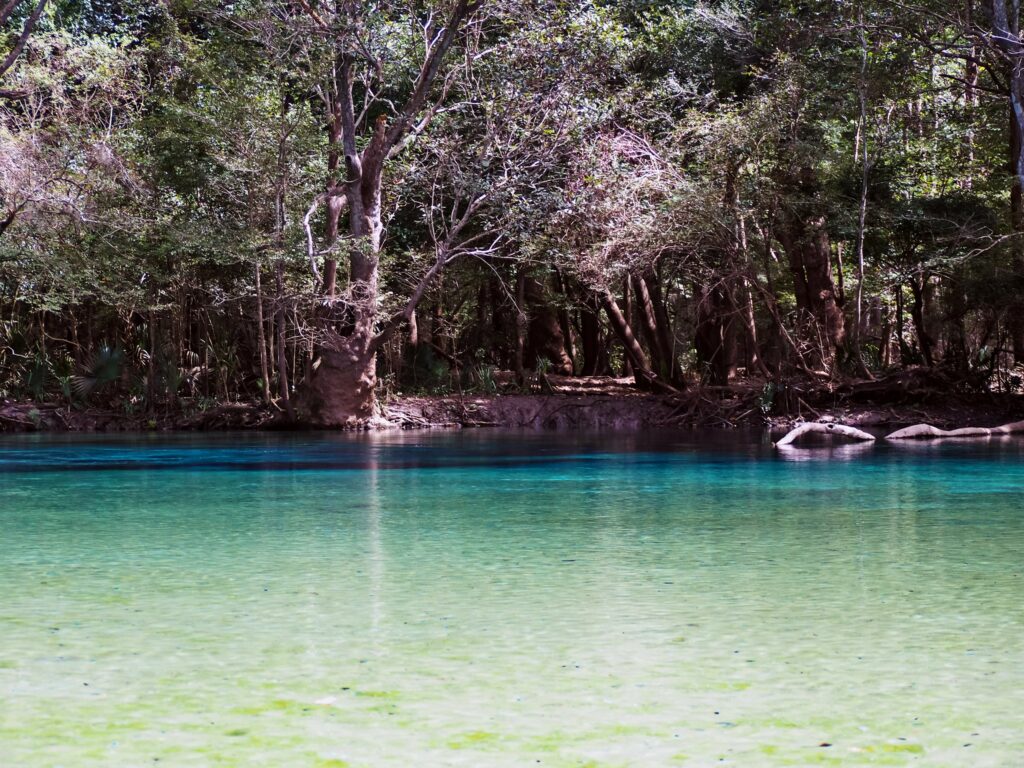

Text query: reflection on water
(774, 440), (878, 462)
(1, 430), (1023, 766)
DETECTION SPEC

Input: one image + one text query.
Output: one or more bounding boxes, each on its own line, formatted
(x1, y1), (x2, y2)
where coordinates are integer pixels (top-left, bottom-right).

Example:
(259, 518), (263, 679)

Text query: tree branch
(380, 0), (482, 154)
(0, 0), (48, 80)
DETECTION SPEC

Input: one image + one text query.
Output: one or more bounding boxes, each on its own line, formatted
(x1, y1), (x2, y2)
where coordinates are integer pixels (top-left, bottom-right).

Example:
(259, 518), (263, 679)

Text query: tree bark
(991, 1), (1024, 362)
(322, 71), (344, 298)
(524, 275), (573, 374)
(514, 271), (527, 385)
(853, 13), (870, 366)
(908, 272), (935, 366)
(694, 281), (736, 385)
(738, 277), (771, 377)
(147, 309), (158, 408)
(646, 268), (680, 381)
(777, 212), (846, 367)
(599, 288), (678, 393)
(620, 277), (633, 378)
(579, 291), (603, 376)
(631, 271), (676, 382)
(274, 261), (294, 420)
(552, 268), (576, 371)
(255, 263), (271, 405)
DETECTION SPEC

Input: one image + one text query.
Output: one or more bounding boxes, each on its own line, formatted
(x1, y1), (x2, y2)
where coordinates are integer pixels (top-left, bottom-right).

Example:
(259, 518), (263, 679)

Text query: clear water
(2, 430), (1023, 767)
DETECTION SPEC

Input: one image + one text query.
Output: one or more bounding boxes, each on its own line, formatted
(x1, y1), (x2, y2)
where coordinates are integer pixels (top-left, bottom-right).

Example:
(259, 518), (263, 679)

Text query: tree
(254, 0), (486, 425)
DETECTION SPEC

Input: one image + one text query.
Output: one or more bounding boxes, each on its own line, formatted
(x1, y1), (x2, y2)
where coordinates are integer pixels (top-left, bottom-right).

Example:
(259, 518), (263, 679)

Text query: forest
(2, 0), (1023, 427)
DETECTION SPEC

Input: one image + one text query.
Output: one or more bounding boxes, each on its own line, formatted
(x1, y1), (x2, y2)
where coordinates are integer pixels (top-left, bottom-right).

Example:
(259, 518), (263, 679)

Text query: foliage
(1, 0), (1023, 412)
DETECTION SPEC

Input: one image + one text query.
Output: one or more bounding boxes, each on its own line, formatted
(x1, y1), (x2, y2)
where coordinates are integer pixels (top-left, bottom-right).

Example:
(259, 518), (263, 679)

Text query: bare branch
(0, 0), (48, 80)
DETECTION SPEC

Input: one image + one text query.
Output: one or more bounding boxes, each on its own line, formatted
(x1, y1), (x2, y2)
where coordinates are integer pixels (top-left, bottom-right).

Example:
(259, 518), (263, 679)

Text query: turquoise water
(2, 430), (1023, 767)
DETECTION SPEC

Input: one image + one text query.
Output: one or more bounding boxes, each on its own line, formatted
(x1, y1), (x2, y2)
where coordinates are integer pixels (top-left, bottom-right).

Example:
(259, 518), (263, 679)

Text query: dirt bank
(2, 371), (1023, 434)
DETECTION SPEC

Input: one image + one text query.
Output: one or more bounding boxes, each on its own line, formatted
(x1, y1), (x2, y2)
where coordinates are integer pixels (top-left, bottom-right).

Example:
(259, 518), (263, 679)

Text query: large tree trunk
(255, 263), (272, 405)
(274, 261), (294, 420)
(694, 280), (736, 385)
(295, 1), (479, 426)
(579, 291), (603, 376)
(908, 272), (935, 366)
(945, 271), (970, 376)
(514, 271), (527, 384)
(322, 78), (344, 298)
(777, 212), (846, 368)
(602, 288), (646, 384)
(646, 268), (681, 381)
(552, 268), (576, 371)
(631, 270), (676, 382)
(991, 1), (1024, 362)
(298, 334), (376, 426)
(1010, 104), (1024, 361)
(599, 287), (678, 392)
(524, 275), (573, 374)
(300, 171), (383, 426)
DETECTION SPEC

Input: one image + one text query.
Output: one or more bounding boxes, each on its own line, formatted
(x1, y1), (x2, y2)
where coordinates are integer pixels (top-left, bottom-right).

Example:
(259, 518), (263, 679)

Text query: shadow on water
(1, 427), (1023, 474)
(0, 428), (775, 473)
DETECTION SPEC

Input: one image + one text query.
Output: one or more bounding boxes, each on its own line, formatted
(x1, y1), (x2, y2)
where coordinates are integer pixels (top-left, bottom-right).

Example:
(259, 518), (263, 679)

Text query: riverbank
(2, 372), (1023, 435)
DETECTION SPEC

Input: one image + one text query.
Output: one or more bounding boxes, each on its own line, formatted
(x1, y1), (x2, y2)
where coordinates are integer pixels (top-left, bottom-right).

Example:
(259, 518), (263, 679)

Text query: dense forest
(2, 0), (1023, 426)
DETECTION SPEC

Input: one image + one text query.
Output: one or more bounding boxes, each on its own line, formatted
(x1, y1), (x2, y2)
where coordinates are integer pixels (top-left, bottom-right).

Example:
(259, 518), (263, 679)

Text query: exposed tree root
(775, 417), (1024, 449)
(774, 422), (876, 447)
(885, 420), (1024, 440)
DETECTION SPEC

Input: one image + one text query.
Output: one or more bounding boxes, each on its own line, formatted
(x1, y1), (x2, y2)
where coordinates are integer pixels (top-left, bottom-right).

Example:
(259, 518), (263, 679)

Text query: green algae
(447, 730), (501, 749)
(712, 681), (752, 691)
(863, 743), (925, 754)
(529, 731), (576, 752)
(231, 699), (315, 716)
(354, 689), (399, 699)
(586, 723), (660, 739)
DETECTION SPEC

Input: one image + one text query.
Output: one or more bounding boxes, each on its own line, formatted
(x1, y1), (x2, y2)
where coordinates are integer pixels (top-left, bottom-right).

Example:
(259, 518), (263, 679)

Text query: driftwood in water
(775, 422), (876, 447)
(886, 420), (1024, 440)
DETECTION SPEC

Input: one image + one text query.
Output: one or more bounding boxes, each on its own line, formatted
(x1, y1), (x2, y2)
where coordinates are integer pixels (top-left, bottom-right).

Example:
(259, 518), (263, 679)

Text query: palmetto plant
(72, 345), (125, 397)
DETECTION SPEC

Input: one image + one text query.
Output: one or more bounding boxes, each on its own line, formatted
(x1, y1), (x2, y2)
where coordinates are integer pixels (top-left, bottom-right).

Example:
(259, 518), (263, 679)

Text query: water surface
(2, 430), (1023, 766)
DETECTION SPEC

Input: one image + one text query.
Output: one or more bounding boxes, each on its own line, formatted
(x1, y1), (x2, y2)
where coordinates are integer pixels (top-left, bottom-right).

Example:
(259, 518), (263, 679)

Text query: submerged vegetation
(2, 1), (1024, 425)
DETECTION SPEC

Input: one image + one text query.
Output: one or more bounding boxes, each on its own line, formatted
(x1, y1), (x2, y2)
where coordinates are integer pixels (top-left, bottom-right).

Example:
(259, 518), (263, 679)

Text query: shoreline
(3, 379), (1023, 437)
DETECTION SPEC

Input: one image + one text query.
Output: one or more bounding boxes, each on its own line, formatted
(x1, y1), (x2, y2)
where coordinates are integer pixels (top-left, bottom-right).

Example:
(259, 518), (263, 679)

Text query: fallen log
(774, 422), (877, 447)
(832, 366), (953, 403)
(886, 420), (1024, 440)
